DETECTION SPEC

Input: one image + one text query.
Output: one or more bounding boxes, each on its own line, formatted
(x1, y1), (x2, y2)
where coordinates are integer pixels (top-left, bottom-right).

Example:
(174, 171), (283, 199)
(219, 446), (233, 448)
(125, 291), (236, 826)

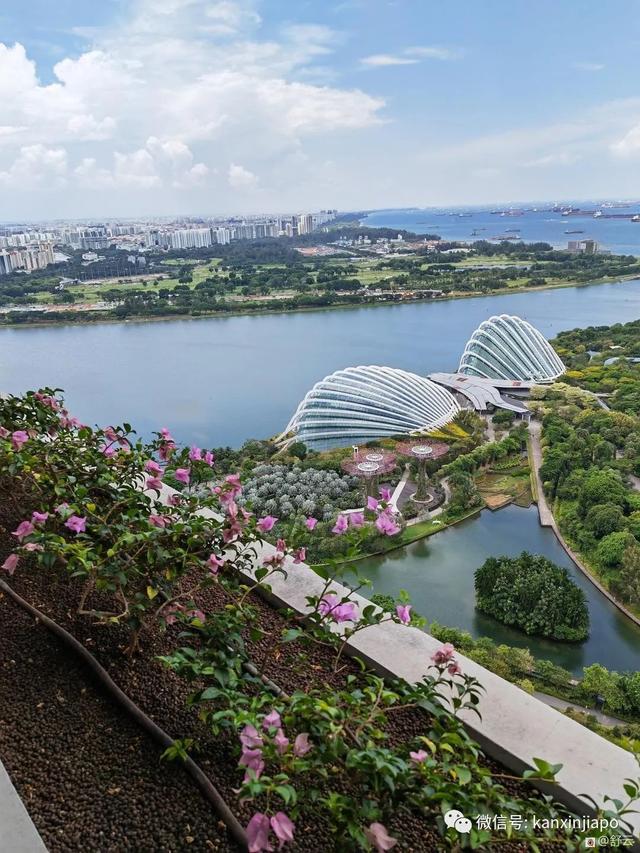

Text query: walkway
(527, 420), (640, 629)
(527, 420), (553, 526)
(533, 691), (626, 728)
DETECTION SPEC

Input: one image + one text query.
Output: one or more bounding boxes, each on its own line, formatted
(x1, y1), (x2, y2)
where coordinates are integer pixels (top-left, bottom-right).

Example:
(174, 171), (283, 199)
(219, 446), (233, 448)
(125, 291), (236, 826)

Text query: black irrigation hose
(0, 579), (248, 852)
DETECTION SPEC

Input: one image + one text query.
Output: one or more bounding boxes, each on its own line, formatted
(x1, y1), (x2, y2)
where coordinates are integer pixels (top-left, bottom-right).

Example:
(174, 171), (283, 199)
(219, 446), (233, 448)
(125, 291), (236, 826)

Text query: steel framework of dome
(458, 314), (565, 382)
(281, 366), (459, 449)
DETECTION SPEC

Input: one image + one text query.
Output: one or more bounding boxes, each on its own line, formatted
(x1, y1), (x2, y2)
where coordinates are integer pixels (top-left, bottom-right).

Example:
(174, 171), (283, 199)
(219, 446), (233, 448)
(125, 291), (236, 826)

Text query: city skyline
(2, 0), (640, 218)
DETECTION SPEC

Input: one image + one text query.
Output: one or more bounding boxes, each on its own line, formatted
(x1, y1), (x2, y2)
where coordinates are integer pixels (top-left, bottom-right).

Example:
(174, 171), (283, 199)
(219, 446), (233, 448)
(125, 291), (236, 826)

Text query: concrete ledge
(0, 760), (48, 852)
(157, 482), (640, 836)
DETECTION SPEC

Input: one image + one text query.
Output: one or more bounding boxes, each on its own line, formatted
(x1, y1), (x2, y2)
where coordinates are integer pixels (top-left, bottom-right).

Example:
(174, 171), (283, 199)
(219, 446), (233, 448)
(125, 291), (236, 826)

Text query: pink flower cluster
(246, 812), (295, 852)
(164, 604), (206, 626)
(365, 822), (397, 851)
(239, 713), (311, 784)
(318, 593), (358, 624)
(332, 488), (401, 538)
(188, 445), (215, 466)
(431, 642), (462, 676)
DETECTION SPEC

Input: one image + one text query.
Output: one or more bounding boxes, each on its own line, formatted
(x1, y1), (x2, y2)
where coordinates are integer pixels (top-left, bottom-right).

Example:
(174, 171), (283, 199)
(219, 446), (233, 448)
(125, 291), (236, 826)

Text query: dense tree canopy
(474, 552), (589, 642)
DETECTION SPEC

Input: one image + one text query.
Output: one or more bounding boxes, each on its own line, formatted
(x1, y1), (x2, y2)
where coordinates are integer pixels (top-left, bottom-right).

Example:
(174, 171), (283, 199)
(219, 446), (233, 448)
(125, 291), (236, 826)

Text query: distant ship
(565, 229), (584, 234)
(504, 228), (520, 233)
(633, 215), (640, 222)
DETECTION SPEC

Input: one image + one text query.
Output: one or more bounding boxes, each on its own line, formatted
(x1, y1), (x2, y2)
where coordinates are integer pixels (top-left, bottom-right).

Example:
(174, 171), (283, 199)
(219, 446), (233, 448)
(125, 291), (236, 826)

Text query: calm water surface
(356, 505), (640, 675)
(2, 279), (640, 447)
(364, 205), (640, 255)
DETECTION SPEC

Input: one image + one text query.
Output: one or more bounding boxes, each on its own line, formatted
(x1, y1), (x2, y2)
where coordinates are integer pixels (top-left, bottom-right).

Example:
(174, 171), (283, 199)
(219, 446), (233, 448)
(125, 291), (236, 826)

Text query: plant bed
(0, 390), (636, 852)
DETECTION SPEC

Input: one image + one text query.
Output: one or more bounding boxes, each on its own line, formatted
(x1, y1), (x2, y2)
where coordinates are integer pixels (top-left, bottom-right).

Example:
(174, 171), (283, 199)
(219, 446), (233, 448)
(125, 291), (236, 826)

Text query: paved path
(533, 691), (626, 728)
(484, 415), (496, 443)
(0, 760), (47, 851)
(527, 421), (554, 526)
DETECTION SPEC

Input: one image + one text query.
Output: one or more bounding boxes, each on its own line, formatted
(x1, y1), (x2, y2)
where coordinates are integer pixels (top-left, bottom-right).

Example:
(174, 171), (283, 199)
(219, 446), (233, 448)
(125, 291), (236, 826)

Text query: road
(533, 691), (626, 728)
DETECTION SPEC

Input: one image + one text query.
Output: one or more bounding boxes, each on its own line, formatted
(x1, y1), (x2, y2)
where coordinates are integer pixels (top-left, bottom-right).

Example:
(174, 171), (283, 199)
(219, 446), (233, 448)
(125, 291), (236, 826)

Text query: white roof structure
(458, 314), (565, 382)
(281, 365), (459, 448)
(428, 373), (530, 414)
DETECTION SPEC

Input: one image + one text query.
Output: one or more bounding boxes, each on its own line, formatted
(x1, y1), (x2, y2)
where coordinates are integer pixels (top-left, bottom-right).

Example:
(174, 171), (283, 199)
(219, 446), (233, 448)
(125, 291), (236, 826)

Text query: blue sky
(1, 0), (640, 219)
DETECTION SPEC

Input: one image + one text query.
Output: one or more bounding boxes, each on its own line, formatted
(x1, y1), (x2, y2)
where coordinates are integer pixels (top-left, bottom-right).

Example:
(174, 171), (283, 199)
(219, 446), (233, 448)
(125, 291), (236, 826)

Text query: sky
(1, 0), (640, 220)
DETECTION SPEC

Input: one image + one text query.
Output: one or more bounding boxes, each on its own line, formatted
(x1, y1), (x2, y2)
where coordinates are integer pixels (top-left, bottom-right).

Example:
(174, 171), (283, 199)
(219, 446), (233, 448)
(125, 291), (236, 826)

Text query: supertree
(341, 448), (397, 502)
(396, 440), (450, 502)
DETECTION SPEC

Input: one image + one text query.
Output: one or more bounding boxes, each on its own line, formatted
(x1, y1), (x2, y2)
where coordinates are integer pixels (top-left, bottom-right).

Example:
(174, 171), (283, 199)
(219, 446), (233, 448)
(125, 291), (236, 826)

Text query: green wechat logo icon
(444, 810), (473, 833)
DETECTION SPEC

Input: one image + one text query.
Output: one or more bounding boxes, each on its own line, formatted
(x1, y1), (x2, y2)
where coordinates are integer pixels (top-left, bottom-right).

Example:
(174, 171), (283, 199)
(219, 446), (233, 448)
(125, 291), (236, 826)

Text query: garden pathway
(533, 691), (626, 728)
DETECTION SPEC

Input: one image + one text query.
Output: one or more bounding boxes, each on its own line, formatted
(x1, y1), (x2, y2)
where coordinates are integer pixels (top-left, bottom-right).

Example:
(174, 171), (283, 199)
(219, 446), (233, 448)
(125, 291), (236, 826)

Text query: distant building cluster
(567, 239), (598, 254)
(0, 209), (337, 277)
(0, 242), (55, 276)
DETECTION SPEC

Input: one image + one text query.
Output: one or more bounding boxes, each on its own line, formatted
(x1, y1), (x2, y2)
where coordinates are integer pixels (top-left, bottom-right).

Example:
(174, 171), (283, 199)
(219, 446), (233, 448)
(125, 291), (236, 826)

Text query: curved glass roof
(458, 314), (565, 382)
(282, 365), (459, 449)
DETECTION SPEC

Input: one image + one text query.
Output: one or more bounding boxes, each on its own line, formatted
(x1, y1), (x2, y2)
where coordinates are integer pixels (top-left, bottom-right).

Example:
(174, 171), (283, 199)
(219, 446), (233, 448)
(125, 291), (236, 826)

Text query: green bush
(475, 552), (589, 642)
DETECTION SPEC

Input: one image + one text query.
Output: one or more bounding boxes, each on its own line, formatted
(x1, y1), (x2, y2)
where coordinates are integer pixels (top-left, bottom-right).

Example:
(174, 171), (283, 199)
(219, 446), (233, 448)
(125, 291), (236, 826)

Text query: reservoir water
(2, 278), (640, 448)
(357, 505), (640, 674)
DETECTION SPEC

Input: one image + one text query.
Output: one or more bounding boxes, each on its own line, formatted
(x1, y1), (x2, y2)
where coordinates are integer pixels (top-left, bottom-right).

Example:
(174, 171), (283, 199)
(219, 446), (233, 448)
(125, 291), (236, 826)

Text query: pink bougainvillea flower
(188, 609), (206, 623)
(379, 486), (393, 502)
(101, 444), (117, 458)
(331, 514), (348, 535)
(31, 511), (49, 525)
(409, 749), (429, 764)
(146, 476), (163, 491)
(149, 514), (169, 528)
(65, 515), (86, 534)
(275, 538), (286, 553)
(23, 542), (43, 552)
(0, 426), (10, 438)
(375, 514), (401, 537)
(319, 595), (358, 623)
(189, 445), (203, 462)
(257, 515), (278, 534)
(396, 604), (412, 625)
(239, 748), (265, 782)
(293, 733), (311, 757)
(1, 554), (19, 575)
(104, 426), (118, 443)
(367, 496), (379, 511)
(145, 460), (163, 476)
(305, 517), (318, 530)
(246, 813), (273, 853)
(160, 427), (174, 442)
(223, 473), (243, 498)
(349, 512), (365, 528)
(174, 468), (190, 485)
(365, 823), (398, 852)
(262, 710), (282, 730)
(12, 520), (35, 541)
(292, 547), (306, 564)
(447, 660), (462, 676)
(203, 450), (215, 467)
(168, 494), (181, 507)
(431, 642), (456, 666)
(240, 724), (263, 750)
(11, 430), (29, 451)
(270, 812), (295, 849)
(158, 441), (176, 461)
(274, 729), (289, 755)
(207, 553), (225, 574)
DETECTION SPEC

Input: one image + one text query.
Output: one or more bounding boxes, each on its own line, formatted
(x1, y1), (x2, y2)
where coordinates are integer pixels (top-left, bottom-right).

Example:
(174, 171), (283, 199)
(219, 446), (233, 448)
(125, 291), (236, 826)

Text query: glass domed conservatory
(281, 365), (459, 449)
(458, 314), (565, 382)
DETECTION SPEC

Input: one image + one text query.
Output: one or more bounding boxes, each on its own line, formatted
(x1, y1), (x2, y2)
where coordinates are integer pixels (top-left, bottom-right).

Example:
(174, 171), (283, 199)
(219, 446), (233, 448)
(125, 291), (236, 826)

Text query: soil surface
(0, 494), (569, 852)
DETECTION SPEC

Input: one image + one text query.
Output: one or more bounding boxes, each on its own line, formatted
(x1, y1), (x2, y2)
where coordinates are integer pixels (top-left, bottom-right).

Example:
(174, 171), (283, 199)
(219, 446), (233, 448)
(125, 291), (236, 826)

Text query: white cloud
(228, 162), (258, 188)
(0, 0), (385, 208)
(361, 44), (462, 68)
(361, 54), (419, 67)
(0, 144), (68, 188)
(573, 61), (604, 72)
(611, 124), (640, 157)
